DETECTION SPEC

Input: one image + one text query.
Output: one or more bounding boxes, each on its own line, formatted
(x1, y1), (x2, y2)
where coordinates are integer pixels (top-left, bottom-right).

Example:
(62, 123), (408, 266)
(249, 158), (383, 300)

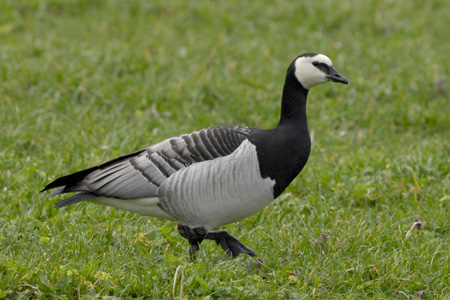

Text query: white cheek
(295, 60), (327, 90)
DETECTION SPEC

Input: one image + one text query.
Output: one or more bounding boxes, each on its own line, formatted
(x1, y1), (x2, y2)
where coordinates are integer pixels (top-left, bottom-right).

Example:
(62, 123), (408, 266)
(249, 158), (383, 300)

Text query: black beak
(327, 67), (348, 85)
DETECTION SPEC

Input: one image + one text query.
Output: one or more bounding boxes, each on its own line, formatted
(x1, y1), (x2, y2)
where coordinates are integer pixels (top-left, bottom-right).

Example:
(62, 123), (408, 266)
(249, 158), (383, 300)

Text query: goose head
(294, 53), (348, 90)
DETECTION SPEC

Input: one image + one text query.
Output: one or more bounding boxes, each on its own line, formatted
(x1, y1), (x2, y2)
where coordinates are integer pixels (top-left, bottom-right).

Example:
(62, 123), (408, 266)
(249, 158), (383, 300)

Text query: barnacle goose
(42, 53), (348, 259)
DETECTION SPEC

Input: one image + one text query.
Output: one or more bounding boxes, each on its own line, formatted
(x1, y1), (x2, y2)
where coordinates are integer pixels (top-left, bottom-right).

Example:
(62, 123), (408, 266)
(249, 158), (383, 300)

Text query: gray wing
(42, 126), (253, 207)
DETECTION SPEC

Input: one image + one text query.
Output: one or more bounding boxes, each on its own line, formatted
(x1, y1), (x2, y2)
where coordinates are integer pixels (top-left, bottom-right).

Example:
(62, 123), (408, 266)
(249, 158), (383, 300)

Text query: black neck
(248, 65), (312, 198)
(276, 72), (309, 128)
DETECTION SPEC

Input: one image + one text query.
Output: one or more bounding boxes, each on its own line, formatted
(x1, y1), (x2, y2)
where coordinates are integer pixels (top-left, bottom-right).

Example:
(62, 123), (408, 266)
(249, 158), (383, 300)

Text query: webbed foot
(205, 230), (256, 258)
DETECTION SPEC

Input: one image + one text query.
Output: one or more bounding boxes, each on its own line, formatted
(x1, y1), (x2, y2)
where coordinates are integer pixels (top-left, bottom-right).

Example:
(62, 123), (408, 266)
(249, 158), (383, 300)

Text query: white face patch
(294, 54), (333, 90)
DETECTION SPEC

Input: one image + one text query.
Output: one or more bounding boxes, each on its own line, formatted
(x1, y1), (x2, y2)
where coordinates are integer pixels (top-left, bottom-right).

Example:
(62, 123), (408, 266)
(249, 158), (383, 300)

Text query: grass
(1, 0), (449, 298)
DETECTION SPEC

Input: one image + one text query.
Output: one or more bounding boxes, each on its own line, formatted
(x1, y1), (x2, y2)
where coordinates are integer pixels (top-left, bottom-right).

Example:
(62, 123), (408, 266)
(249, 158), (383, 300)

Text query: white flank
(90, 197), (176, 220)
(294, 54), (333, 89)
(158, 140), (276, 230)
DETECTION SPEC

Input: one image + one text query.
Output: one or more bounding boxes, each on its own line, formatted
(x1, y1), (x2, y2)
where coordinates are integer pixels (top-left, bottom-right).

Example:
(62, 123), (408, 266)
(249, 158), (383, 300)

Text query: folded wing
(42, 126), (253, 207)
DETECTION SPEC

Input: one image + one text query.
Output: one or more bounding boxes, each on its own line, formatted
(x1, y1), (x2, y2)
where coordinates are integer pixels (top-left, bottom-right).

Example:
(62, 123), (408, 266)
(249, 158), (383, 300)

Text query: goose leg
(205, 230), (256, 258)
(188, 240), (201, 260)
(177, 224), (207, 260)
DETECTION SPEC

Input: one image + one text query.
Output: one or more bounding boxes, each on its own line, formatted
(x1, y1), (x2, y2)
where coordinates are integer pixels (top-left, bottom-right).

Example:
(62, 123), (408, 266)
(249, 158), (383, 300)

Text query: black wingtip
(40, 185), (51, 193)
(39, 166), (98, 195)
(39, 149), (145, 196)
(40, 178), (66, 193)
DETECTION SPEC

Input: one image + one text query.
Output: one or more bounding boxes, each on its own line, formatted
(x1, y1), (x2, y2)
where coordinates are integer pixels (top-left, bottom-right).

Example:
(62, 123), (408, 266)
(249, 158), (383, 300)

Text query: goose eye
(312, 61), (319, 66)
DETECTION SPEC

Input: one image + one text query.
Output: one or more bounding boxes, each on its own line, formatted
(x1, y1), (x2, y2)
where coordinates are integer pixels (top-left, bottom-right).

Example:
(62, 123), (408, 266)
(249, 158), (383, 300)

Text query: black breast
(248, 126), (311, 198)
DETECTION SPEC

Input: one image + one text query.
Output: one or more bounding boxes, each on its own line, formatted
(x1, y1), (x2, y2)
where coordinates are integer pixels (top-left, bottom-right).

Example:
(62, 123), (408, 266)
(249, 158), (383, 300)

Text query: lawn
(1, 0), (449, 299)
